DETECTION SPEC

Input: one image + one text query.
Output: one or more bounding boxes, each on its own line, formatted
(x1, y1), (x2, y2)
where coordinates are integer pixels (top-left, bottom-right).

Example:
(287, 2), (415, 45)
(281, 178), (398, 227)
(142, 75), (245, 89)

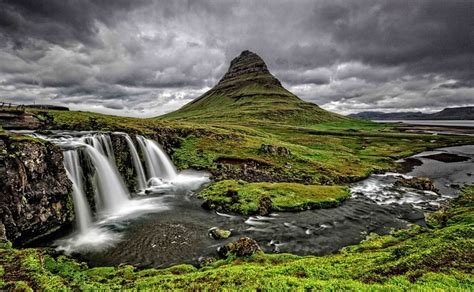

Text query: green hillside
(160, 50), (347, 125)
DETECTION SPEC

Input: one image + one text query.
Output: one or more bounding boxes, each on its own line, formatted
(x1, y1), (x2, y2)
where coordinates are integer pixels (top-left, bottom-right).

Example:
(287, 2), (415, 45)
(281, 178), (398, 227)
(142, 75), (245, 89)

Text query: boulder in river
(209, 228), (231, 239)
(197, 256), (216, 267)
(394, 177), (439, 193)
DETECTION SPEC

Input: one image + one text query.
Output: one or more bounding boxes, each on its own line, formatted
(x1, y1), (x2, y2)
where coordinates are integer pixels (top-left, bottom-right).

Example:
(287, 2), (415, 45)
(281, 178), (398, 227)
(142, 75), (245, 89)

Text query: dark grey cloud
(0, 0), (472, 116)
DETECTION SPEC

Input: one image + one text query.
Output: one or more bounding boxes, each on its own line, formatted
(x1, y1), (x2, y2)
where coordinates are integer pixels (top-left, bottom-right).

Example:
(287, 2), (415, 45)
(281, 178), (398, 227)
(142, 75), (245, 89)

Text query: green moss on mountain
(160, 51), (347, 126)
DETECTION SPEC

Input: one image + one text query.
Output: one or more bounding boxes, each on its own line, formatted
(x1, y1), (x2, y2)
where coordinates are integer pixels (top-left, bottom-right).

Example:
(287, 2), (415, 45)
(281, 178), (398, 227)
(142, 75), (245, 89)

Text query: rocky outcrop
(0, 110), (41, 130)
(177, 50), (298, 111)
(217, 237), (261, 258)
(259, 144), (291, 156)
(394, 177), (439, 193)
(212, 158), (314, 184)
(214, 50), (283, 91)
(0, 134), (74, 245)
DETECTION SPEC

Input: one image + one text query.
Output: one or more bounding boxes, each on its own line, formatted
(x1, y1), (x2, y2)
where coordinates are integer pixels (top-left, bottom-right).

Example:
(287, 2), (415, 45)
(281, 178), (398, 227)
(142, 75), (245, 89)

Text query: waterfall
(30, 131), (210, 252)
(102, 134), (116, 162)
(63, 150), (93, 233)
(83, 134), (116, 164)
(137, 136), (177, 181)
(85, 144), (130, 212)
(124, 134), (147, 190)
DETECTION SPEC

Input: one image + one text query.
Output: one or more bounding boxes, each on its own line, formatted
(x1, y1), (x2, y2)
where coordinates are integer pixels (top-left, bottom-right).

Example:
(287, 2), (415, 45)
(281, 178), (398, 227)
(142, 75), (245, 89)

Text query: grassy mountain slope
(160, 50), (347, 125)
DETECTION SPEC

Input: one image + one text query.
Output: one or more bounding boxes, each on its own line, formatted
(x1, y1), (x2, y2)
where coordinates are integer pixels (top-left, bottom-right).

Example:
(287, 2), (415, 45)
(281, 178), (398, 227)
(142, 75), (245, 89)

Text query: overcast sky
(1, 0), (473, 117)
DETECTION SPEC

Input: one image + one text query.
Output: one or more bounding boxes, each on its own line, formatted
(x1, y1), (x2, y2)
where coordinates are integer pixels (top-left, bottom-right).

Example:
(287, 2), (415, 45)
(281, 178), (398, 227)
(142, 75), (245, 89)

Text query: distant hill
(349, 107), (474, 120)
(160, 50), (347, 125)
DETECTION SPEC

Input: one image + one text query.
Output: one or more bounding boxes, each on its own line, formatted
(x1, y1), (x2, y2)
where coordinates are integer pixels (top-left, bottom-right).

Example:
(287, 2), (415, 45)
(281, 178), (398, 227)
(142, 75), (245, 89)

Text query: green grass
(34, 110), (473, 181)
(21, 108), (473, 214)
(199, 180), (350, 214)
(160, 73), (348, 126)
(1, 185), (472, 290)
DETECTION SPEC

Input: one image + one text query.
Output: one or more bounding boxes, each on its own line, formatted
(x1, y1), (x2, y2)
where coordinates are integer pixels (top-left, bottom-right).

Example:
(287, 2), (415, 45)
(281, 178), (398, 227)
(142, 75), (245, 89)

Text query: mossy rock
(199, 180), (350, 215)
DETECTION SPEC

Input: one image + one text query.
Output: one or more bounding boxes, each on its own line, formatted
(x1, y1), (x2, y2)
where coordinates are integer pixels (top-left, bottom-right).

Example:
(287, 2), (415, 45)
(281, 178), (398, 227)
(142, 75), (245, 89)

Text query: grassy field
(27, 108), (473, 215)
(1, 185), (472, 290)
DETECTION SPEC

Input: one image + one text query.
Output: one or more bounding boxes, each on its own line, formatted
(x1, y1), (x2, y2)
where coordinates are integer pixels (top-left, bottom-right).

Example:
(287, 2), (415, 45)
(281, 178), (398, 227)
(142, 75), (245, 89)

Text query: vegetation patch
(199, 180), (350, 215)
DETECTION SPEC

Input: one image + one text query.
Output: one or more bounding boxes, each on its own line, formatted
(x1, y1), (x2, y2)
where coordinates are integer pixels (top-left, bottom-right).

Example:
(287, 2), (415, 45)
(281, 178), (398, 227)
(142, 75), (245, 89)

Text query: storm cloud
(0, 0), (472, 116)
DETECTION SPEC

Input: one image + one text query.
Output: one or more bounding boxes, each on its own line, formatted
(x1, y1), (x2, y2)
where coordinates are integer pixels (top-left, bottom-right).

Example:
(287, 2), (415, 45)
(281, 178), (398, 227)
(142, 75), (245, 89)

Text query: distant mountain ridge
(160, 50), (347, 125)
(349, 107), (474, 120)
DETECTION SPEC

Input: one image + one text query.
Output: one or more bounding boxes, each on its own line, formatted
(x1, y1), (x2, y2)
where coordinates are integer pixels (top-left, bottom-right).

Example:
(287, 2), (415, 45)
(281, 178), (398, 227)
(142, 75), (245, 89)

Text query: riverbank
(1, 185), (472, 290)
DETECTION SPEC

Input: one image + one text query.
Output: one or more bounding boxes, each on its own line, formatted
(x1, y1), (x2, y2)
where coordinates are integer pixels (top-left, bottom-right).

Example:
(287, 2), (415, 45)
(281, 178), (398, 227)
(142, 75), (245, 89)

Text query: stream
(29, 131), (474, 268)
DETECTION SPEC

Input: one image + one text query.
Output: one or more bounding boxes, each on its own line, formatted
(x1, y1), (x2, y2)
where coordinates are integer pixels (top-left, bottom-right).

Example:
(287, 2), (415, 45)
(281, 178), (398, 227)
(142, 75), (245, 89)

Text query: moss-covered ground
(1, 185), (472, 290)
(199, 180), (350, 214)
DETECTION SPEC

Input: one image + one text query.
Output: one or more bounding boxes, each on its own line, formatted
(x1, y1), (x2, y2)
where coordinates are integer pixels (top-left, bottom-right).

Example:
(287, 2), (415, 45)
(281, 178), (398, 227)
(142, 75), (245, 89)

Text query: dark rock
(214, 50), (282, 92)
(259, 144), (291, 156)
(257, 196), (272, 216)
(226, 189), (240, 204)
(0, 110), (42, 130)
(0, 135), (74, 245)
(197, 256), (216, 267)
(268, 240), (281, 253)
(201, 200), (215, 211)
(397, 157), (423, 173)
(0, 223), (7, 242)
(394, 177), (439, 193)
(218, 236), (261, 258)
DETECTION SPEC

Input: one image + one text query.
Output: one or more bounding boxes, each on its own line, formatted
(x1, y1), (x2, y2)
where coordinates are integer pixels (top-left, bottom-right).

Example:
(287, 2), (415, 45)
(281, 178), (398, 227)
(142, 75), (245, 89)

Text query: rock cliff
(0, 133), (74, 245)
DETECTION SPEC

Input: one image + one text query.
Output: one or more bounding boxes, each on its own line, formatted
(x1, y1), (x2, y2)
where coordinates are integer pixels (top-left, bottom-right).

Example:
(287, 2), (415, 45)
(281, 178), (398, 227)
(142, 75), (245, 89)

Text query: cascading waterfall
(84, 144), (130, 213)
(63, 150), (93, 233)
(83, 134), (116, 165)
(137, 135), (177, 181)
(124, 134), (147, 190)
(32, 131), (208, 252)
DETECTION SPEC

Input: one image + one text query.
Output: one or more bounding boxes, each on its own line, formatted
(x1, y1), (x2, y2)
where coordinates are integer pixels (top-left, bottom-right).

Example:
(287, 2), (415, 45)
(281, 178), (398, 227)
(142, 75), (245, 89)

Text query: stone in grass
(197, 256), (216, 267)
(209, 228), (232, 239)
(217, 236), (261, 258)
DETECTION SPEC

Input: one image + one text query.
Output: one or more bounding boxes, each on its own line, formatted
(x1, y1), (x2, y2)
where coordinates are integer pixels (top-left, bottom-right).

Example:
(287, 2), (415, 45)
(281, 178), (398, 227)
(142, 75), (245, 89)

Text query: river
(30, 131), (474, 268)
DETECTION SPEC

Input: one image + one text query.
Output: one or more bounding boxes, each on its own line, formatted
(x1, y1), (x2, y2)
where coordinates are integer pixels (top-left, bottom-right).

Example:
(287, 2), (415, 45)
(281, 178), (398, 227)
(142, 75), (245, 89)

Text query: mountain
(160, 50), (347, 125)
(349, 107), (474, 120)
(428, 107), (474, 120)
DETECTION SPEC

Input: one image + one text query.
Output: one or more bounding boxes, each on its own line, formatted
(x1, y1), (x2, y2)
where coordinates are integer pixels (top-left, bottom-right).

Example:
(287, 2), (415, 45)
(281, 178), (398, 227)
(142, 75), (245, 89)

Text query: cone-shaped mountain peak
(210, 50), (284, 95)
(160, 50), (347, 125)
(218, 50), (278, 84)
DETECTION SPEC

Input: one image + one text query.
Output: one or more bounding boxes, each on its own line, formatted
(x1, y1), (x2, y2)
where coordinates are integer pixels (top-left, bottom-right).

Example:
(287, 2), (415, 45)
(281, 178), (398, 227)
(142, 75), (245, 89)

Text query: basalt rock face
(0, 135), (74, 245)
(212, 50), (283, 93)
(187, 50), (294, 104)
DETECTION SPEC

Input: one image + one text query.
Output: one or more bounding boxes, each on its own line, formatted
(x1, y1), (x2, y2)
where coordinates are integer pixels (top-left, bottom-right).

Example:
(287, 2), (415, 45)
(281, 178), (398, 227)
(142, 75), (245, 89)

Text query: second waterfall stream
(34, 131), (210, 253)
